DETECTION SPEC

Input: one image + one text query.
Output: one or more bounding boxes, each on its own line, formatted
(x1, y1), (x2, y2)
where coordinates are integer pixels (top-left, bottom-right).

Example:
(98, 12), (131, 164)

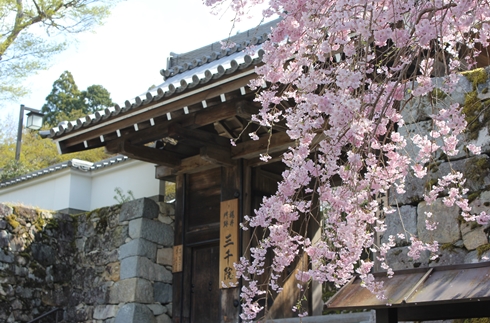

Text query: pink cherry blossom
(205, 0), (490, 320)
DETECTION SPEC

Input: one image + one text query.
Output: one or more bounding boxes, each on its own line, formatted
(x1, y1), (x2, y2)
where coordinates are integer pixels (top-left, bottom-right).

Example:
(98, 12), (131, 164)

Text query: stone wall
(383, 67), (490, 271)
(0, 198), (174, 323)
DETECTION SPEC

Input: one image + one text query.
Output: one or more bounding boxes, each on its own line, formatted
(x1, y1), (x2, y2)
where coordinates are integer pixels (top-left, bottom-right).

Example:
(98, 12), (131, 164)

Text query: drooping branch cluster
(207, 1), (490, 321)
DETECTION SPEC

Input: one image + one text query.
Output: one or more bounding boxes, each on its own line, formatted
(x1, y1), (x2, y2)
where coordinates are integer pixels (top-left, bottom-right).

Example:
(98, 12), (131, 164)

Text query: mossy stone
(462, 68), (490, 140)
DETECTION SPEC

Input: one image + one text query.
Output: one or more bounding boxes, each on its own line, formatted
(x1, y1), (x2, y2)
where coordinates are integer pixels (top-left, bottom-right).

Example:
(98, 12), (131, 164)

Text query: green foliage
(0, 127), (110, 181)
(42, 71), (114, 126)
(5, 214), (20, 229)
(83, 84), (114, 112)
(42, 71), (85, 126)
(463, 318), (490, 323)
(113, 187), (135, 205)
(0, 159), (31, 181)
(165, 182), (176, 202)
(462, 68), (490, 141)
(0, 69), (114, 181)
(477, 244), (490, 258)
(0, 0), (118, 102)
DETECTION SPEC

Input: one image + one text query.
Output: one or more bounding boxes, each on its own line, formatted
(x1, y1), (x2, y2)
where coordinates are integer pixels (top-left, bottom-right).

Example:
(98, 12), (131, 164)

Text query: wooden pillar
(376, 308), (398, 323)
(173, 174), (190, 323)
(220, 161), (242, 323)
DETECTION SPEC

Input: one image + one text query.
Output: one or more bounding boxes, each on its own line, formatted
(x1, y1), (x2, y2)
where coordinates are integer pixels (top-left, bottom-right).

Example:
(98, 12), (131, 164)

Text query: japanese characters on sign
(219, 198), (239, 288)
(173, 245), (183, 273)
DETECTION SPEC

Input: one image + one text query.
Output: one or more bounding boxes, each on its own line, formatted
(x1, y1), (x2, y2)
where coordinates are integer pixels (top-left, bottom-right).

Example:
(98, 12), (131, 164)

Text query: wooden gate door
(173, 167), (232, 323)
(189, 244), (220, 323)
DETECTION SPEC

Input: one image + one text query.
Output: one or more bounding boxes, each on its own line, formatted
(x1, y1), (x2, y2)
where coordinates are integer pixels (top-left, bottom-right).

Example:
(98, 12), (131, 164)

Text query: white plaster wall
(0, 159), (160, 212)
(68, 171), (93, 211)
(0, 170), (74, 211)
(89, 159), (159, 210)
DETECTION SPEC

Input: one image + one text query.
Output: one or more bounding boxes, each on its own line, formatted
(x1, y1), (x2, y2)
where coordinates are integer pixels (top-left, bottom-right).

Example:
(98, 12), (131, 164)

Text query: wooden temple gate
(48, 20), (319, 323)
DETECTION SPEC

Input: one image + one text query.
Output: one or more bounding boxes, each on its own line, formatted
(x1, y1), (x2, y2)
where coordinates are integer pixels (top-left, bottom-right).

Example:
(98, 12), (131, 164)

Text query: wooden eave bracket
(106, 140), (182, 167)
(231, 131), (294, 159)
(168, 124), (230, 148)
(200, 145), (234, 167)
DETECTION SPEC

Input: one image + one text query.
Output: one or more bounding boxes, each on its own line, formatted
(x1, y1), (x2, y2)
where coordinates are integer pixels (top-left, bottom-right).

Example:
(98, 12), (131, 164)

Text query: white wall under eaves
(0, 159), (160, 212)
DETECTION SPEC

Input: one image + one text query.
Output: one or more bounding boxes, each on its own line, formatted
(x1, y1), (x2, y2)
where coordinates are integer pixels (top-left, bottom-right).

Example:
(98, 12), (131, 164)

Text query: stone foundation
(0, 198), (174, 323)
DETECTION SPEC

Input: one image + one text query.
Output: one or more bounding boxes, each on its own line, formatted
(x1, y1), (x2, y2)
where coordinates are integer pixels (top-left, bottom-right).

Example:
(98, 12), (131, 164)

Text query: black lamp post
(15, 104), (45, 161)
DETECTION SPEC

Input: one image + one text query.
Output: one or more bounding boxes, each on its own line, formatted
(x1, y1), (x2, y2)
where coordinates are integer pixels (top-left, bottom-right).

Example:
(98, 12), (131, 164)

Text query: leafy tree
(42, 71), (85, 126)
(82, 84), (114, 112)
(41, 70), (114, 126)
(0, 127), (110, 181)
(0, 159), (30, 181)
(206, 0), (490, 321)
(0, 0), (116, 101)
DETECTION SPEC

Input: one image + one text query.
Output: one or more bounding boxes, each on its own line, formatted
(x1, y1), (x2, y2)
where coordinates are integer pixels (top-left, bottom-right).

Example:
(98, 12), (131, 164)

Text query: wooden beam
(156, 154), (221, 179)
(236, 100), (288, 132)
(376, 308), (398, 323)
(169, 124), (231, 148)
(398, 301), (490, 321)
(185, 102), (242, 129)
(179, 155), (220, 174)
(245, 151), (284, 167)
(200, 146), (234, 167)
(57, 73), (256, 149)
(115, 118), (171, 146)
(155, 165), (177, 181)
(232, 131), (294, 160)
(108, 100), (252, 148)
(235, 100), (260, 119)
(106, 140), (182, 167)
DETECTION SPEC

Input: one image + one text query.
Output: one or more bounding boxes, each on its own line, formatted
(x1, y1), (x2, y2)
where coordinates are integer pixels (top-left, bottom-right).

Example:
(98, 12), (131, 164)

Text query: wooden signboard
(219, 198), (239, 288)
(173, 245), (183, 273)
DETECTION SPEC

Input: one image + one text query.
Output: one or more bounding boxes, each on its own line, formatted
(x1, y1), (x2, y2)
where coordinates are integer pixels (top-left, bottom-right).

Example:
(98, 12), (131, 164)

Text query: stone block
(430, 246), (467, 267)
(94, 304), (119, 320)
(464, 249), (490, 263)
(0, 204), (13, 217)
(0, 230), (9, 248)
(158, 215), (173, 225)
(381, 205), (417, 245)
(102, 262), (121, 282)
(401, 93), (433, 125)
(386, 246), (430, 270)
(31, 243), (56, 266)
(147, 303), (168, 316)
(115, 303), (156, 323)
(0, 250), (13, 263)
(438, 155), (490, 193)
(417, 198), (461, 244)
(120, 256), (172, 283)
(158, 202), (175, 217)
(401, 75), (471, 125)
(156, 248), (173, 266)
(65, 305), (94, 322)
(469, 191), (490, 229)
(14, 265), (27, 277)
(91, 281), (113, 305)
(156, 313), (172, 323)
(129, 218), (173, 247)
(109, 278), (153, 304)
(120, 198), (160, 222)
(461, 222), (488, 250)
(119, 238), (157, 261)
(398, 120), (447, 162)
(154, 282), (172, 303)
(389, 171), (425, 205)
(166, 303), (172, 317)
(391, 155), (490, 206)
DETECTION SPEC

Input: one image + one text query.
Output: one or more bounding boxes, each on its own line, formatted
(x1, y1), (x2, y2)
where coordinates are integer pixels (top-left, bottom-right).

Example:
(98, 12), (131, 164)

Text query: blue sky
(2, 0), (269, 124)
